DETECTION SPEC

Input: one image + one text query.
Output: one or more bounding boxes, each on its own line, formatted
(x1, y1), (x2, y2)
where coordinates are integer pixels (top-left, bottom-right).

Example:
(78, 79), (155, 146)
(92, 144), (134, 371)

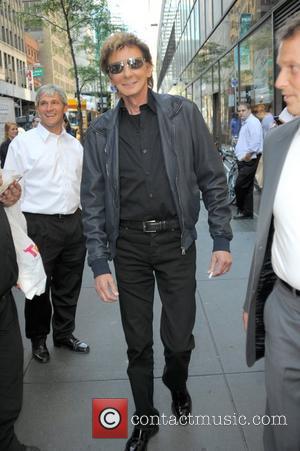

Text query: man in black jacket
(81, 32), (232, 451)
(0, 175), (39, 451)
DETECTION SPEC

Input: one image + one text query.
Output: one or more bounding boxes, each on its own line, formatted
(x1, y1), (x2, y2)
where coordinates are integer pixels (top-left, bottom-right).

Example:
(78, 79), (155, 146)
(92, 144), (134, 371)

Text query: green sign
(32, 67), (44, 77)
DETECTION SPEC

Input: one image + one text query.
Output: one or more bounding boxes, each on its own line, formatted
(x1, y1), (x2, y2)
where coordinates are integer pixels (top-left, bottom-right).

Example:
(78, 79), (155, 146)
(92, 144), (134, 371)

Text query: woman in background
(0, 122), (18, 168)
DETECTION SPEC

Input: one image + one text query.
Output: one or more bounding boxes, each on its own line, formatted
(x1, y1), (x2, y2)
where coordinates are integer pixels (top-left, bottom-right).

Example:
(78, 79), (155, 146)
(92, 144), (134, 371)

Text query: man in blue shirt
(234, 103), (263, 219)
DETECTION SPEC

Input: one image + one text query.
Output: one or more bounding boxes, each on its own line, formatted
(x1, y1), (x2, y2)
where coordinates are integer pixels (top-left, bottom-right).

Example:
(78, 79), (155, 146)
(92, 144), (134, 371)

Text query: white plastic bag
(4, 203), (46, 300)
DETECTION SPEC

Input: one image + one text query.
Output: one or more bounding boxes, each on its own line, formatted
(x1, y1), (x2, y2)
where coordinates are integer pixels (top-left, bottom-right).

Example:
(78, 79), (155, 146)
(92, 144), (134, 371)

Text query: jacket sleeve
(191, 102), (232, 251)
(80, 127), (111, 277)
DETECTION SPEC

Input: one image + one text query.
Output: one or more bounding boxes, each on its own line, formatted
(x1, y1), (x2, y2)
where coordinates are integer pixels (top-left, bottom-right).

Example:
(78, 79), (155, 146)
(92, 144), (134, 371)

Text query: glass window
(201, 68), (213, 133)
(193, 78), (201, 109)
(205, 0), (213, 37)
(223, 0), (234, 13)
(219, 49), (238, 145)
(186, 83), (193, 101)
(213, 0), (222, 27)
(194, 0), (200, 50)
(199, 0), (206, 43)
(239, 18), (273, 107)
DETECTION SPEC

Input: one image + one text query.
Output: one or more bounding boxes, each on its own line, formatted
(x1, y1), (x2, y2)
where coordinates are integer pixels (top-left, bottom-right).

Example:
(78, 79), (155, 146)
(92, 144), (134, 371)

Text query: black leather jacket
(81, 91), (232, 276)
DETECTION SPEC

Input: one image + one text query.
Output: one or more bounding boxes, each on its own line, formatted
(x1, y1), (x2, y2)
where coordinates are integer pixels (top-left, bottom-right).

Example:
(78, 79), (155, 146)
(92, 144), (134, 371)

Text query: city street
(14, 203), (266, 451)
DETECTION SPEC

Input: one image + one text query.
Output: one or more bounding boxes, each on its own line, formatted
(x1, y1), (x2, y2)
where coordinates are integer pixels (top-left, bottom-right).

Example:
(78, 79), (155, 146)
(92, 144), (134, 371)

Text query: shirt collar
(119, 89), (156, 114)
(36, 122), (67, 141)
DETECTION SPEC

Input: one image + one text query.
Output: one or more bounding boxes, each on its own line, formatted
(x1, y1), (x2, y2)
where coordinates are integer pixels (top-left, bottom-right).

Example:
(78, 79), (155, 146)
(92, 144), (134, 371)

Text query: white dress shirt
(4, 124), (83, 214)
(272, 125), (300, 289)
(235, 114), (263, 161)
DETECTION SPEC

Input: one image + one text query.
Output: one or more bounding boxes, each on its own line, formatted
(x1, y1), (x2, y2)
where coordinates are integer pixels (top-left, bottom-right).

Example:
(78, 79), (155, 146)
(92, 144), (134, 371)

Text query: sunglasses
(107, 57), (146, 75)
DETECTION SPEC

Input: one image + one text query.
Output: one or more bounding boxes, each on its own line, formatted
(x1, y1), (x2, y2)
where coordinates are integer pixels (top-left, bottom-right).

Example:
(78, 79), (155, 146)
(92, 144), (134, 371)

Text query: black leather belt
(279, 278), (300, 296)
(120, 219), (180, 233)
(24, 211), (77, 219)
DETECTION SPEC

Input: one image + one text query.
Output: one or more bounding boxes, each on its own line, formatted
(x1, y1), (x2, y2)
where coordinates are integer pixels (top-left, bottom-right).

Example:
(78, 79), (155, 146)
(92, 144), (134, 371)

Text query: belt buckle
(143, 220), (159, 233)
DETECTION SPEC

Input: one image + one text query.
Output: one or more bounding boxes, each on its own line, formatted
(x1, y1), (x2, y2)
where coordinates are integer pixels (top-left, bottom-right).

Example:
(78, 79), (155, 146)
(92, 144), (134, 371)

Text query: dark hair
(277, 12), (300, 46)
(238, 102), (251, 111)
(100, 32), (153, 88)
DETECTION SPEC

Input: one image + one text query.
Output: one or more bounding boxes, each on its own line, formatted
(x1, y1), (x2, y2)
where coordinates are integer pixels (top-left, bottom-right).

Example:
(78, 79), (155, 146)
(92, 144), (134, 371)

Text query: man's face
(36, 94), (67, 134)
(107, 45), (152, 102)
(276, 32), (300, 116)
(238, 105), (251, 121)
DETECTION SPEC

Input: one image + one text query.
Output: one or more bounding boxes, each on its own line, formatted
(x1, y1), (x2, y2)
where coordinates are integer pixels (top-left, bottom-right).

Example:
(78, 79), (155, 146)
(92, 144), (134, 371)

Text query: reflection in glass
(239, 18), (273, 107)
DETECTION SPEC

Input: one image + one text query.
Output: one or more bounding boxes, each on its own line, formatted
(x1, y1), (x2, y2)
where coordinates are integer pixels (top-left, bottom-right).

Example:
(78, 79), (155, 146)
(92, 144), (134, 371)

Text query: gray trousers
(263, 280), (300, 451)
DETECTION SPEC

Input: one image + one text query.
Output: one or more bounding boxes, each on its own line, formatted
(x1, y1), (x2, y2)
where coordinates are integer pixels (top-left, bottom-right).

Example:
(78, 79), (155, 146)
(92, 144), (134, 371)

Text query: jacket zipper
(172, 122), (186, 255)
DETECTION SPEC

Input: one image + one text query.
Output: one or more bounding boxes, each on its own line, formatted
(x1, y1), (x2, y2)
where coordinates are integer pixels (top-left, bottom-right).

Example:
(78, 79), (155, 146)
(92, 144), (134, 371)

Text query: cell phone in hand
(0, 175), (22, 195)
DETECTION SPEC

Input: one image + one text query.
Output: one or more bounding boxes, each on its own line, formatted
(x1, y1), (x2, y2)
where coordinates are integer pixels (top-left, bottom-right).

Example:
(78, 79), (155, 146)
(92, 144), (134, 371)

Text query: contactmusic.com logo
(92, 398), (128, 438)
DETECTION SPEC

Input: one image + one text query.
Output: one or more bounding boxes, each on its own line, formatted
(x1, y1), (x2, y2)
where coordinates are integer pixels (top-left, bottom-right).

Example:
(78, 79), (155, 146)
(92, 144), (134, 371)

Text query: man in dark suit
(243, 14), (300, 451)
(0, 175), (39, 451)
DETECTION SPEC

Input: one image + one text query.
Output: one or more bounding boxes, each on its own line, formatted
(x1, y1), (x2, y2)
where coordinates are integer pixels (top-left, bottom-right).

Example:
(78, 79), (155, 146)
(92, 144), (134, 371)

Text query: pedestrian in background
(4, 84), (89, 364)
(31, 117), (41, 128)
(0, 122), (18, 168)
(81, 32), (232, 451)
(243, 13), (300, 451)
(233, 103), (263, 219)
(230, 111), (241, 142)
(0, 174), (40, 451)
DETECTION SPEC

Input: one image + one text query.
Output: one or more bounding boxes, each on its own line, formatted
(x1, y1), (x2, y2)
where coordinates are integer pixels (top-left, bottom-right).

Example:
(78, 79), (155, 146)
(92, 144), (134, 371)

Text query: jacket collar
(89, 90), (184, 133)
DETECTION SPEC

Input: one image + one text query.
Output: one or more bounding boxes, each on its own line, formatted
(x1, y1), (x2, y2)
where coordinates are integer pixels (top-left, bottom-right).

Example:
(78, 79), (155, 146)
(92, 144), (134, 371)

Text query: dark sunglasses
(107, 57), (146, 75)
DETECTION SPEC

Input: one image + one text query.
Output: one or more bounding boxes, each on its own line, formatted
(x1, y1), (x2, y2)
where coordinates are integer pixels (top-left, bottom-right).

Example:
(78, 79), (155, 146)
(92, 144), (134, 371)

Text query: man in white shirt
(5, 84), (89, 363)
(243, 14), (300, 451)
(233, 103), (263, 219)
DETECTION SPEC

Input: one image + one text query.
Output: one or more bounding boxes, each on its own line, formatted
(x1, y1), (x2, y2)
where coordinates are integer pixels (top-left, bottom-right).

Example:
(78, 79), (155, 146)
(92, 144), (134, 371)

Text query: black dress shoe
(53, 335), (90, 353)
(32, 337), (50, 363)
(125, 426), (159, 451)
(233, 211), (253, 220)
(171, 388), (192, 422)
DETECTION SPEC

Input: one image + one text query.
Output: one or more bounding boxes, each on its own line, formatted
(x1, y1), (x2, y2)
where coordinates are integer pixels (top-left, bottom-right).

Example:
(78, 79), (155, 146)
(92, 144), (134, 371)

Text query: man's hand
(208, 251), (232, 277)
(0, 175), (21, 207)
(243, 152), (252, 162)
(95, 273), (119, 303)
(243, 311), (249, 331)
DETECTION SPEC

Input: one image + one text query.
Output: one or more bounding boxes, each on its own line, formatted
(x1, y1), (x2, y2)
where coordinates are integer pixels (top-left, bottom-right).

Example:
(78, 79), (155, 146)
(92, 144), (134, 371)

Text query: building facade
(157, 0), (300, 147)
(24, 32), (41, 91)
(0, 0), (35, 119)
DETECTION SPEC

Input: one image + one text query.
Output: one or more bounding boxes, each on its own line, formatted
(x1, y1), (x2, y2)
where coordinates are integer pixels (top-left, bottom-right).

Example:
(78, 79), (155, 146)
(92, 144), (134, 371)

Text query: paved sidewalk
(14, 205), (265, 451)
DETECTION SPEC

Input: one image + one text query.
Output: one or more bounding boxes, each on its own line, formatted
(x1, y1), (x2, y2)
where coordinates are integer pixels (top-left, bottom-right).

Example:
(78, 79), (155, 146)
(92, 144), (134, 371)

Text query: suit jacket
(244, 117), (300, 367)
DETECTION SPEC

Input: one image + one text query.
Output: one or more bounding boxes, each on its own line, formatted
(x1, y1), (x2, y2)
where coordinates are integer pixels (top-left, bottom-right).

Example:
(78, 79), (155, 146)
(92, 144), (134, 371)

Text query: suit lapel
(260, 119), (300, 220)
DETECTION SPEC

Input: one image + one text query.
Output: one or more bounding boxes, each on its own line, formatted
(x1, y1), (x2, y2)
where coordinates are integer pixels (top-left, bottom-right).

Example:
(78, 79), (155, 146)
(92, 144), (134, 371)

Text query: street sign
(231, 78), (238, 88)
(32, 67), (44, 77)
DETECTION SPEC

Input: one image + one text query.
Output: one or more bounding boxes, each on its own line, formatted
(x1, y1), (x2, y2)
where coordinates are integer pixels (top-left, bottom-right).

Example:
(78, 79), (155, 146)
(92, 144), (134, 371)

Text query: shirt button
(142, 149), (148, 154)
(149, 193), (153, 198)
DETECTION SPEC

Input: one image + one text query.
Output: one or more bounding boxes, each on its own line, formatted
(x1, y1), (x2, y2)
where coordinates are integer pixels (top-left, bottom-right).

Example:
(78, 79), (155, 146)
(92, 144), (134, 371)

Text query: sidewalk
(14, 205), (265, 451)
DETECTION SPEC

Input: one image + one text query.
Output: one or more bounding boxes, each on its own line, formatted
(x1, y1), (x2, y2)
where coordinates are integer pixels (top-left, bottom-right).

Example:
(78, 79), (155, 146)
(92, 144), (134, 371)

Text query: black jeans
(24, 210), (86, 341)
(235, 156), (260, 216)
(114, 228), (196, 420)
(0, 292), (24, 451)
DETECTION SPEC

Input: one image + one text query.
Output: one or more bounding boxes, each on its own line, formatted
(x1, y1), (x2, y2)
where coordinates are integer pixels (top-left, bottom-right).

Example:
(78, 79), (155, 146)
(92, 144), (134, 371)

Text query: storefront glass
(219, 49), (238, 145)
(239, 18), (273, 108)
(201, 68), (213, 133)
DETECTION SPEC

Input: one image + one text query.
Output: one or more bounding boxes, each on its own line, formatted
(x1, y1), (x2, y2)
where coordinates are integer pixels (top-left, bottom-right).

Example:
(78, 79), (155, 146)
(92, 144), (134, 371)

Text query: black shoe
(125, 426), (159, 451)
(53, 335), (90, 353)
(32, 337), (50, 363)
(233, 211), (253, 220)
(171, 388), (192, 422)
(24, 446), (41, 451)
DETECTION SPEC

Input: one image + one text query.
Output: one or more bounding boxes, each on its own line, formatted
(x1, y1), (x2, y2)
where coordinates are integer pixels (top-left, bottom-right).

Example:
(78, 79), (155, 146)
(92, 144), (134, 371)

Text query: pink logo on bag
(24, 244), (39, 257)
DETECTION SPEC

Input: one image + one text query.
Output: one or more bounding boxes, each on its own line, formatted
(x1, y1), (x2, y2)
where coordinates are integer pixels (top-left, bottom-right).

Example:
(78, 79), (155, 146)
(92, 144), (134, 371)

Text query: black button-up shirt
(119, 91), (177, 221)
